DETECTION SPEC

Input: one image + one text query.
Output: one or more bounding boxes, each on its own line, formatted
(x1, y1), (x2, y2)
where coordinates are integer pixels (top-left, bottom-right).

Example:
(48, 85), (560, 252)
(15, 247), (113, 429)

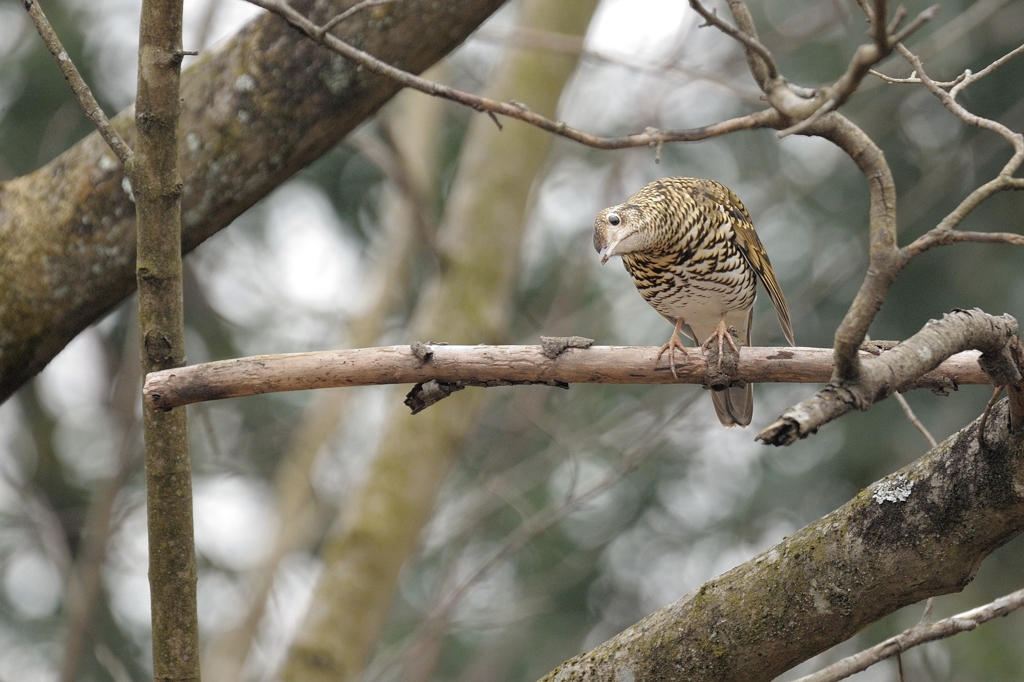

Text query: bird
(593, 177), (794, 427)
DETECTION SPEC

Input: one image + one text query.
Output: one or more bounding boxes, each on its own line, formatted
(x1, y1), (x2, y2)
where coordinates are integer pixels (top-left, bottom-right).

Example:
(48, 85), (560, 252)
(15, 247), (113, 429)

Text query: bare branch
(870, 0), (889, 52)
(892, 44), (1024, 266)
(792, 586), (1024, 682)
(244, 0), (784, 148)
(885, 5), (908, 36)
(777, 99), (836, 137)
(889, 5), (940, 44)
(22, 0), (133, 167)
(951, 42), (1024, 97)
(316, 0), (394, 38)
(897, 44), (1024, 167)
(903, 221), (1024, 262)
(758, 310), (1020, 446)
(689, 0), (779, 80)
(142, 343), (990, 410)
(894, 392), (938, 448)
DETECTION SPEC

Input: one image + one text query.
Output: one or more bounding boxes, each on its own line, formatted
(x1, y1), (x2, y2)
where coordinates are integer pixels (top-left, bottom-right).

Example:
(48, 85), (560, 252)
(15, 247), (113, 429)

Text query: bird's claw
(702, 321), (740, 369)
(656, 336), (688, 380)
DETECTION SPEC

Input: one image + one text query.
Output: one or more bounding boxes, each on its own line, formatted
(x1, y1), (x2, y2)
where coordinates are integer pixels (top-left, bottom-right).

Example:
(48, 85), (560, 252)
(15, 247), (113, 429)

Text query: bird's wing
(719, 194), (795, 347)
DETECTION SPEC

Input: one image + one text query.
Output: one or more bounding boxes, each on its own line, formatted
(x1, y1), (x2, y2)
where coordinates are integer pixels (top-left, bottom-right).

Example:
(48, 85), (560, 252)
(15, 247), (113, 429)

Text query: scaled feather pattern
(593, 177), (794, 426)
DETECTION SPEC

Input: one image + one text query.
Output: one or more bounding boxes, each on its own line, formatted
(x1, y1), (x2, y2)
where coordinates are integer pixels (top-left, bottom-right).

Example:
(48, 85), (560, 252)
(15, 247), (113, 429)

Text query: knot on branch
(539, 335), (594, 359)
(405, 379), (464, 414)
(702, 329), (741, 391)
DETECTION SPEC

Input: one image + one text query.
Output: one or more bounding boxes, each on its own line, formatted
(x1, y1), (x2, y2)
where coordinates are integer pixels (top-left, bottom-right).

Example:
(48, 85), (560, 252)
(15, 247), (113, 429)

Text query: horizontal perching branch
(142, 342), (988, 411)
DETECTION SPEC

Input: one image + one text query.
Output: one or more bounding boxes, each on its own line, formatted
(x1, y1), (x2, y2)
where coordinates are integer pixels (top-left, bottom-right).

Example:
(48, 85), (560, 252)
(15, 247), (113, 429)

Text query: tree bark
(0, 0), (507, 405)
(132, 0), (200, 679)
(141, 345), (988, 410)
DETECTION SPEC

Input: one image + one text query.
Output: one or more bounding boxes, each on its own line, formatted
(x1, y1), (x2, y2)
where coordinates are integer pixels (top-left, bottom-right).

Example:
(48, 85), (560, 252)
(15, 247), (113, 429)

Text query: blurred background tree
(0, 0), (1022, 681)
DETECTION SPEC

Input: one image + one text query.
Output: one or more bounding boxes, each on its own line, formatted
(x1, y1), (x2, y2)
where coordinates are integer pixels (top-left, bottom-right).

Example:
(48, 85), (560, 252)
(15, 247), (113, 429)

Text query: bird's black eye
(607, 212), (620, 227)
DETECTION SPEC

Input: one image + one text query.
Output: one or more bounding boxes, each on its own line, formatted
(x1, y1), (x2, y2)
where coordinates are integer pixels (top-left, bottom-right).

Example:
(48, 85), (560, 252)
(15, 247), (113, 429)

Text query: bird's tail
(712, 383), (753, 427)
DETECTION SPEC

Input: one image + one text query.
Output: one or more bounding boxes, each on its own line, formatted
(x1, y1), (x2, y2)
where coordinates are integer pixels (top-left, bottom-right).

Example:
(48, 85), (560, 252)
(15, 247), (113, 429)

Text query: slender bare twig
(315, 0), (393, 37)
(244, 0), (784, 148)
(885, 5), (908, 38)
(977, 385), (1004, 450)
(951, 43), (1024, 97)
(897, 45), (1024, 160)
(894, 393), (938, 448)
(792, 586), (1024, 682)
(895, 45), (1024, 264)
(22, 0), (133, 166)
(688, 0), (779, 80)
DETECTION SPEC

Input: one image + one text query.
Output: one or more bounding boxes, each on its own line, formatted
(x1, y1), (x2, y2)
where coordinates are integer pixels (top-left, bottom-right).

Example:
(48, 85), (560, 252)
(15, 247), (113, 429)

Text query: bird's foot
(656, 335), (688, 380)
(702, 321), (740, 369)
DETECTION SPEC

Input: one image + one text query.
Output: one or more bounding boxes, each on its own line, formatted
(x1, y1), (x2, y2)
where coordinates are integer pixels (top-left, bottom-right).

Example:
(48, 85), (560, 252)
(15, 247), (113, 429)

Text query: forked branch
(759, 310), (1022, 446)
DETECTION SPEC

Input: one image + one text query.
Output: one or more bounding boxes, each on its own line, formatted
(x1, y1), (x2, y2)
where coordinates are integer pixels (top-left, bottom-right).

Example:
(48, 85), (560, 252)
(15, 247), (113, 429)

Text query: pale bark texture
(142, 345), (989, 409)
(278, 2), (600, 680)
(539, 401), (1024, 682)
(0, 0), (506, 405)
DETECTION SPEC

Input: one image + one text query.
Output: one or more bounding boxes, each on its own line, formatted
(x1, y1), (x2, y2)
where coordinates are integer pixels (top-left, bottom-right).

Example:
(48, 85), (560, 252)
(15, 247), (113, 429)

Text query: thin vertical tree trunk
(133, 0), (200, 680)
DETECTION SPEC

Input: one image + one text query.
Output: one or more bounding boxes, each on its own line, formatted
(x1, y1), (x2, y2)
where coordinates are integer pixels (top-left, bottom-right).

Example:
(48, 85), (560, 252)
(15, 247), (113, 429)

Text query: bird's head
(593, 204), (652, 264)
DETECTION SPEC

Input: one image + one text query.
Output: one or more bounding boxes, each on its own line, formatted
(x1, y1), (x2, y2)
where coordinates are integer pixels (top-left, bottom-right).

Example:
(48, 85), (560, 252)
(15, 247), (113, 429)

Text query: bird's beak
(597, 229), (623, 264)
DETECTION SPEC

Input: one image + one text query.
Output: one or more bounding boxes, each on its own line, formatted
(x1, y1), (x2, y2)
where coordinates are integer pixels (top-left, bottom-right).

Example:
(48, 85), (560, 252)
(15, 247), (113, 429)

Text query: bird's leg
(701, 315), (740, 369)
(656, 318), (688, 380)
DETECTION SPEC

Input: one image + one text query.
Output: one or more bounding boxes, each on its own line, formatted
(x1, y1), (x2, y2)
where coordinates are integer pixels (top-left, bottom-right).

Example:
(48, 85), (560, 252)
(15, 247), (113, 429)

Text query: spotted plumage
(593, 177), (794, 427)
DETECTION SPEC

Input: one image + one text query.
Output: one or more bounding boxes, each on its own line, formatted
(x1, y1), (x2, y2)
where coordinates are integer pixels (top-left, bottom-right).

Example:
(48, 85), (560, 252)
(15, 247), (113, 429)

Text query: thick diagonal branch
(758, 310), (1021, 446)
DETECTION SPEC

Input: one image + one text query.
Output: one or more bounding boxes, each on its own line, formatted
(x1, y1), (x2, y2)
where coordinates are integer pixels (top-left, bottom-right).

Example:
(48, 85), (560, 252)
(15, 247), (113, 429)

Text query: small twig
(316, 0), (393, 38)
(23, 0), (133, 167)
(688, 0), (779, 80)
(894, 45), (1024, 267)
(951, 42), (1024, 98)
(870, 0), (889, 51)
(894, 392), (938, 448)
(978, 385), (1004, 449)
(896, 44), (1024, 166)
(919, 597), (935, 624)
(885, 5), (908, 35)
(889, 5), (940, 45)
(777, 98), (836, 138)
(244, 0), (783, 150)
(791, 586), (1024, 682)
